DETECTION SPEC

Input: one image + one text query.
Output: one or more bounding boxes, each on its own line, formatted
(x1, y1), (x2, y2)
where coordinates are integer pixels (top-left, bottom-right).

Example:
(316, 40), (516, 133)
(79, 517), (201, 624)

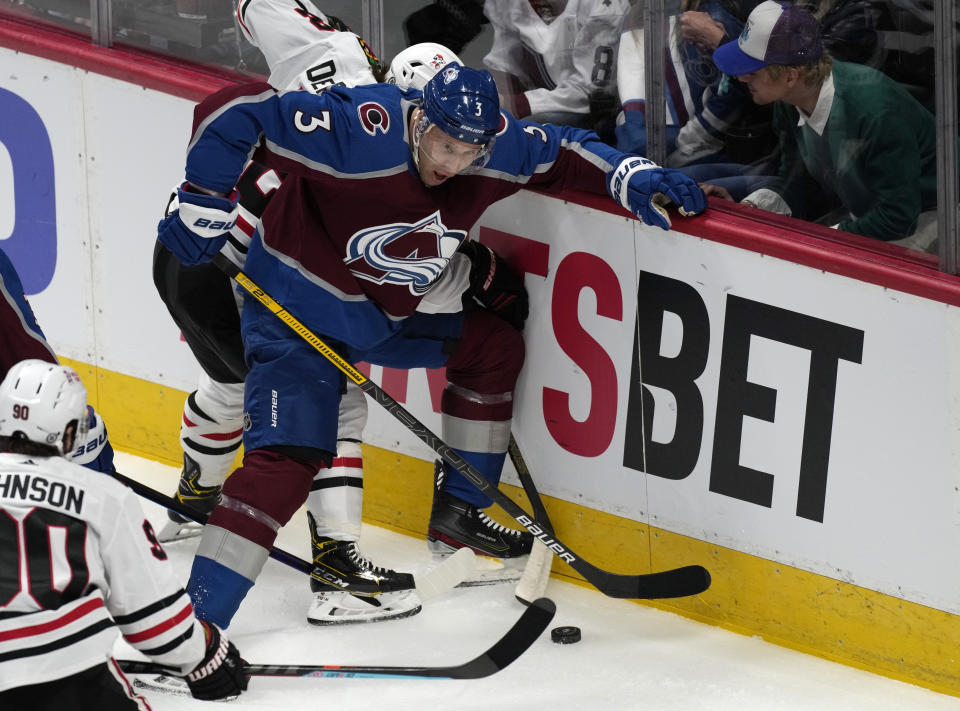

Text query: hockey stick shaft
(214, 254), (710, 600)
(118, 597), (555, 680)
(111, 469), (474, 602)
(110, 470), (312, 575)
(509, 434), (553, 531)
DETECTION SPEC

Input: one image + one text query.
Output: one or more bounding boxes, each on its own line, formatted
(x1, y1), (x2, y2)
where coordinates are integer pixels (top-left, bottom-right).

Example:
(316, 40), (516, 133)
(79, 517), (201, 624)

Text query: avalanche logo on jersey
(357, 102), (390, 136)
(344, 212), (465, 295)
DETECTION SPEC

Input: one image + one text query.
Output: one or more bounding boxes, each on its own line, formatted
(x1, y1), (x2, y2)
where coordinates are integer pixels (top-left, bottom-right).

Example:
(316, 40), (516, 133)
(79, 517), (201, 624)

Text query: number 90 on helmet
(0, 359), (89, 456)
(421, 63), (501, 148)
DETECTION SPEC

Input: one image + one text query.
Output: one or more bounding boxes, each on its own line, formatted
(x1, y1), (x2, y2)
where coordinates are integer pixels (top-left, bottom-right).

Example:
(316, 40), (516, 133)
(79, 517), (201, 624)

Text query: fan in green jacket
(708, 0), (942, 253)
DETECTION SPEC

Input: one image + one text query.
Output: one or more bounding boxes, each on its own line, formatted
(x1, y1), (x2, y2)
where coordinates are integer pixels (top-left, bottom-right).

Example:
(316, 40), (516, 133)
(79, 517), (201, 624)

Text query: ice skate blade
(306, 590), (422, 626)
(156, 518), (203, 543)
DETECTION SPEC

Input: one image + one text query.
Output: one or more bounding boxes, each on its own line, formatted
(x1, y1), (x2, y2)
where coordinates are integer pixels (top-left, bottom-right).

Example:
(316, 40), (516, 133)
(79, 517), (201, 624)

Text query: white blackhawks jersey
(0, 453), (205, 691)
(482, 0), (628, 116)
(236, 0), (378, 92)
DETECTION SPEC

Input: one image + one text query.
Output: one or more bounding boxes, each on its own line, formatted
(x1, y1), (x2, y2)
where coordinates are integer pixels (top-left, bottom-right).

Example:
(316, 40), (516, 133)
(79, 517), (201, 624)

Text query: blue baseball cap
(713, 1), (823, 76)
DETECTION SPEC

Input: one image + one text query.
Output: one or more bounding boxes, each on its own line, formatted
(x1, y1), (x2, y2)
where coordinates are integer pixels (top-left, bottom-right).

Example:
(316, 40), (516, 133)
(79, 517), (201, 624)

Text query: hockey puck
(551, 625), (581, 644)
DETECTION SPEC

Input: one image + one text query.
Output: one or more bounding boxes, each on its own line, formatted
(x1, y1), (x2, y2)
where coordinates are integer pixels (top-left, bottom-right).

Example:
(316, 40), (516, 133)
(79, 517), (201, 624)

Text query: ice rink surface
(114, 453), (959, 711)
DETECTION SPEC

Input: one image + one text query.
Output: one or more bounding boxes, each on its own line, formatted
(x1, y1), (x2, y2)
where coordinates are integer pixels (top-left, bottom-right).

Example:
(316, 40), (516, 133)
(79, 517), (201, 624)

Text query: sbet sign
(364, 225), (865, 526)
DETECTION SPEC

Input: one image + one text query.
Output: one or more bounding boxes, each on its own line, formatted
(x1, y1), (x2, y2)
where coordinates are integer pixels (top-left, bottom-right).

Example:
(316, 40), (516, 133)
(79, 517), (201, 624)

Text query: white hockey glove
(608, 157), (707, 230)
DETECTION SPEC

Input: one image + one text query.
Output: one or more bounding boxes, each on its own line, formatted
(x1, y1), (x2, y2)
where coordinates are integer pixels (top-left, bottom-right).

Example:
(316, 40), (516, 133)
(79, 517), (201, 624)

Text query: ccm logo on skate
(516, 515), (574, 564)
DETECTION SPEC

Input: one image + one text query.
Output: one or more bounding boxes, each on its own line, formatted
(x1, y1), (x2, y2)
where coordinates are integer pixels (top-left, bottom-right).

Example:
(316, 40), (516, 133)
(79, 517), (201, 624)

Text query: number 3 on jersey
(294, 108), (333, 133)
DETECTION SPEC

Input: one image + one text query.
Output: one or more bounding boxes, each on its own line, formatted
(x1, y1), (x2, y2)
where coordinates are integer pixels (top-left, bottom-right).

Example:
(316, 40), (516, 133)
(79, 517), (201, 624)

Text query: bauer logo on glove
(157, 182), (239, 266)
(608, 157), (707, 230)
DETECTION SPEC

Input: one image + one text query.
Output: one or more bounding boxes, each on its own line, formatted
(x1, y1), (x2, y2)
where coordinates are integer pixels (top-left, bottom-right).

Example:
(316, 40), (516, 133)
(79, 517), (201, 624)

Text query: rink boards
(1, 24), (959, 697)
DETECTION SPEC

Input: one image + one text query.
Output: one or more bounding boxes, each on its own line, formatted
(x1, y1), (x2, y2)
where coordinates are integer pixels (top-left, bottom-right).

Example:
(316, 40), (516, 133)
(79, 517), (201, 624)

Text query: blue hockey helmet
(421, 63), (500, 146)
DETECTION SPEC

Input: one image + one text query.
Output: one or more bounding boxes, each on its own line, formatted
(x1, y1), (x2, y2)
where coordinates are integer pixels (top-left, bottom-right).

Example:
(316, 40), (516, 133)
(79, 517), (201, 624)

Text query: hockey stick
(509, 435), (554, 605)
(118, 597), (554, 681)
(213, 254), (710, 600)
(110, 469), (475, 602)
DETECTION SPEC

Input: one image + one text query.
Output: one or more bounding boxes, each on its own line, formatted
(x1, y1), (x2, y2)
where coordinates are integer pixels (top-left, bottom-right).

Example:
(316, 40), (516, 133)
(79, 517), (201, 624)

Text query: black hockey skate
(427, 461), (533, 561)
(307, 512), (421, 625)
(157, 454), (220, 542)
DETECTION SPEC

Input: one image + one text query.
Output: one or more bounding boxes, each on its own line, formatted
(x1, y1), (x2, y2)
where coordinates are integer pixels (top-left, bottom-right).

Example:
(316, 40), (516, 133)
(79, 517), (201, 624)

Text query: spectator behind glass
(404, 0), (488, 55)
(615, 2), (778, 201)
(678, 0), (882, 199)
(801, 1), (881, 66)
(482, 0), (630, 129)
(707, 0), (942, 254)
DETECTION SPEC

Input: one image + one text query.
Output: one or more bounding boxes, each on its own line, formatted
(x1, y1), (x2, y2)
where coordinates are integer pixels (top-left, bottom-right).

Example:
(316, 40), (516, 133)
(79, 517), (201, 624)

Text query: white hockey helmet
(0, 359), (89, 456)
(385, 43), (463, 91)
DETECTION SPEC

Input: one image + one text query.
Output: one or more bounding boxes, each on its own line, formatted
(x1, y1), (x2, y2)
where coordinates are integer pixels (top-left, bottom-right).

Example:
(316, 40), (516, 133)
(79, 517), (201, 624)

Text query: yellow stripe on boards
(61, 358), (960, 698)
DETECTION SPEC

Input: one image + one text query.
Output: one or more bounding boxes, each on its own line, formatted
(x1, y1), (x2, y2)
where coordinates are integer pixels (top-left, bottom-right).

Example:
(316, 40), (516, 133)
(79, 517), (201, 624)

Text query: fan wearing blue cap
(708, 1), (942, 252)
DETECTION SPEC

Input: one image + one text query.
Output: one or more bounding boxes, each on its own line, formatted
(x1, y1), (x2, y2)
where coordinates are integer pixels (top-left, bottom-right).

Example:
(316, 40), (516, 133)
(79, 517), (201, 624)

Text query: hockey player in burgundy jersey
(0, 247), (115, 474)
(0, 360), (247, 708)
(157, 61), (705, 628)
(153, 0), (490, 626)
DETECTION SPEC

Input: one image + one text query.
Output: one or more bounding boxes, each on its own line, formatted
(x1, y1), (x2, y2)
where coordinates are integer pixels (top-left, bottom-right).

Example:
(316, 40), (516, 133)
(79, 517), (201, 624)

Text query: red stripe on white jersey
(122, 602), (194, 644)
(108, 657), (153, 711)
(0, 597), (105, 642)
(329, 456), (363, 470)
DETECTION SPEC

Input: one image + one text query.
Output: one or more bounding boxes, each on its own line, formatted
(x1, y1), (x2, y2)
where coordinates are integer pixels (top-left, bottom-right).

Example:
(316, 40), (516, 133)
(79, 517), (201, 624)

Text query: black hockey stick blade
(118, 597), (555, 680)
(213, 255), (712, 601)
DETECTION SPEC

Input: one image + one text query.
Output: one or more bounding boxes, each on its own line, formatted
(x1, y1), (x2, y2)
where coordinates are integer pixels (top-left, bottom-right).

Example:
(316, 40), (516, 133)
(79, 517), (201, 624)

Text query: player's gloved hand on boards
(157, 182), (238, 266)
(184, 621), (248, 700)
(460, 240), (529, 330)
(608, 157), (707, 230)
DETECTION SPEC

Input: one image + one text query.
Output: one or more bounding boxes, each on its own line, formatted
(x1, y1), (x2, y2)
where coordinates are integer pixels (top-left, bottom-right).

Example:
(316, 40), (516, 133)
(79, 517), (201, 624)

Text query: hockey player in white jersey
(0, 360), (247, 708)
(154, 0), (510, 627)
(482, 0), (629, 127)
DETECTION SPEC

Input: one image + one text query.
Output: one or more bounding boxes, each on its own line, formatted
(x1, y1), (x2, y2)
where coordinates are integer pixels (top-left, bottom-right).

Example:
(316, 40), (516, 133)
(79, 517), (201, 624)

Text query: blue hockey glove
(71, 406), (116, 474)
(157, 183), (238, 266)
(609, 157), (707, 230)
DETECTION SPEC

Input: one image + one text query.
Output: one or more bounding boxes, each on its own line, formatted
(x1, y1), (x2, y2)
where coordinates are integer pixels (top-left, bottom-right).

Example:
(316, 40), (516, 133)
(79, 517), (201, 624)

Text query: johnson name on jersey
(0, 454), (205, 691)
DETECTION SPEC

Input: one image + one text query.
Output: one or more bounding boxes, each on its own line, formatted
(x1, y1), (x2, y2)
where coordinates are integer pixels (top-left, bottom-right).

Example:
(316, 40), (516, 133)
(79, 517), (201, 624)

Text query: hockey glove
(157, 182), (238, 266)
(609, 157), (707, 230)
(184, 621), (248, 701)
(71, 406), (116, 474)
(460, 240), (529, 330)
